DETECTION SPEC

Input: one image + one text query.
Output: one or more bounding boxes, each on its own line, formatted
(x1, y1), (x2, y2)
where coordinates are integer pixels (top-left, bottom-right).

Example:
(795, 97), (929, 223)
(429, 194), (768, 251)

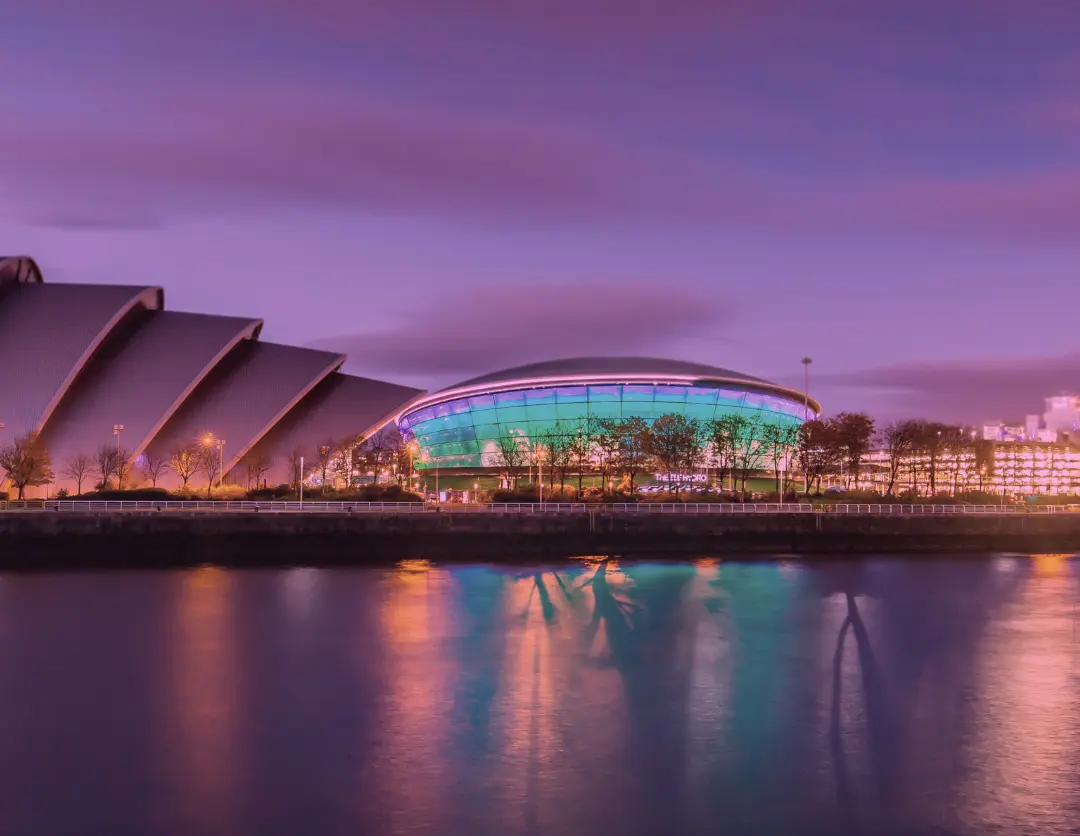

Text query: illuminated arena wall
(397, 358), (820, 469)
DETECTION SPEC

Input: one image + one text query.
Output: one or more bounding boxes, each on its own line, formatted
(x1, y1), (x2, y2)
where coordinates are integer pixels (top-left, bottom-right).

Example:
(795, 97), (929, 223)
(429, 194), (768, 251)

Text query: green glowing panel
(399, 382), (811, 469)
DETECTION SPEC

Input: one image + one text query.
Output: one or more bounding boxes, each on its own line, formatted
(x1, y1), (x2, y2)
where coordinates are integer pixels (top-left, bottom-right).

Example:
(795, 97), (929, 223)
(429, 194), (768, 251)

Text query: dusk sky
(5, 0), (1080, 423)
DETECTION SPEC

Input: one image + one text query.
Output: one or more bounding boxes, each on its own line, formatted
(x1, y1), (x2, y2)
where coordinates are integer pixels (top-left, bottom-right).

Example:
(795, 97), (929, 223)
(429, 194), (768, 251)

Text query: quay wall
(1, 511), (1078, 567)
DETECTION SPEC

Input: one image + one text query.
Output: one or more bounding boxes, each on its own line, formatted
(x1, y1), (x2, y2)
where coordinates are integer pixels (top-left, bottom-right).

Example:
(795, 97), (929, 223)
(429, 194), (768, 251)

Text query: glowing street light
(202, 433), (226, 488)
(407, 440), (420, 492)
(422, 452), (440, 503)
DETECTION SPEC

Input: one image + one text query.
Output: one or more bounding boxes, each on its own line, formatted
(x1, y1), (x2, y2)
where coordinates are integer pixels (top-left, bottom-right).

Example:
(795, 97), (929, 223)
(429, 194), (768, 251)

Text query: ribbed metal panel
(42, 311), (262, 479)
(0, 283), (162, 444)
(0, 256), (44, 286)
(145, 341), (345, 483)
(243, 373), (422, 486)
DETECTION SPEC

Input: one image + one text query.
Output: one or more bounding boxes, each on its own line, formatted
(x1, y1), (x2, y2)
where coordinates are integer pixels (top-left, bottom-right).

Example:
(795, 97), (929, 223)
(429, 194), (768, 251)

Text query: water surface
(0, 556), (1078, 835)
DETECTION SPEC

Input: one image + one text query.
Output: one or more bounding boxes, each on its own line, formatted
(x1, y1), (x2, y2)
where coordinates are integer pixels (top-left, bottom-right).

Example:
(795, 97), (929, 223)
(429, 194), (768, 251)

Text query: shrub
(82, 487), (174, 501)
(247, 485), (294, 499)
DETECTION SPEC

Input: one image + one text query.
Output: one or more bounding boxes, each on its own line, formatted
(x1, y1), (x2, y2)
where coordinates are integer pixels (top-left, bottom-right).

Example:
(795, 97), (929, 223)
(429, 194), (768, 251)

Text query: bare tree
(921, 421), (949, 496)
(141, 451), (169, 488)
(730, 413), (768, 495)
(972, 438), (995, 492)
(242, 452), (273, 491)
(798, 419), (841, 494)
(877, 422), (916, 496)
(115, 448), (133, 490)
(832, 412), (875, 490)
(0, 433), (54, 499)
(286, 448), (304, 492)
(63, 452), (93, 495)
(199, 445), (221, 498)
(649, 413), (703, 498)
(762, 422), (800, 495)
(566, 420), (593, 494)
(93, 444), (117, 490)
(604, 416), (651, 496)
(331, 435), (361, 490)
(492, 431), (529, 490)
(315, 439), (337, 491)
(592, 426), (622, 495)
(706, 415), (742, 492)
(537, 422), (574, 493)
(168, 445), (201, 490)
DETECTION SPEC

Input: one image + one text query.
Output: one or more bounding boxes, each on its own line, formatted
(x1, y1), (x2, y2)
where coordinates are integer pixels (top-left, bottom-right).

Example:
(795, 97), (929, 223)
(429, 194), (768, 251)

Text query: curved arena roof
(0, 256), (423, 495)
(453, 356), (772, 389)
(405, 355), (819, 417)
(398, 356), (821, 470)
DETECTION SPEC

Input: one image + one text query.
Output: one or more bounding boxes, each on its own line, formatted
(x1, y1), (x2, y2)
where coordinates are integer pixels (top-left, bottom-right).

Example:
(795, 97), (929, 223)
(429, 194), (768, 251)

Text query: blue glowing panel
(400, 382), (809, 468)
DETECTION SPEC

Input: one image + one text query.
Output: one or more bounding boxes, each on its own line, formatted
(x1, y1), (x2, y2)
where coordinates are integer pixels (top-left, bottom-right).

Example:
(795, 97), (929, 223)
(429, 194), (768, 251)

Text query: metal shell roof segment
(0, 282), (163, 444)
(145, 341), (346, 478)
(245, 372), (423, 485)
(41, 311), (263, 465)
(403, 355), (820, 417)
(0, 256), (44, 286)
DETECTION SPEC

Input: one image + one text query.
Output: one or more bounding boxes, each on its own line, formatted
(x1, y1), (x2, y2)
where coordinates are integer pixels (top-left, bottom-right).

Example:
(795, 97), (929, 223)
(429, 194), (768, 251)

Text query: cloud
(874, 170), (1080, 243)
(822, 354), (1080, 423)
(0, 89), (690, 227)
(6, 209), (163, 232)
(10, 0), (1080, 244)
(308, 280), (731, 384)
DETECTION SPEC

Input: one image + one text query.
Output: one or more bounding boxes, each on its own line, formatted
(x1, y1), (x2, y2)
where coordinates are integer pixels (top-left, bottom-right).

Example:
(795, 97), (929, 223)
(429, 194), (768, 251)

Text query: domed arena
(397, 357), (820, 470)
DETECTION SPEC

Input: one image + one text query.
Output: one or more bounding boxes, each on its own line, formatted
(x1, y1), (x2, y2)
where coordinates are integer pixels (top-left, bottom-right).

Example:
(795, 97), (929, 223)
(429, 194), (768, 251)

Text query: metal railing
(3, 500), (1080, 514)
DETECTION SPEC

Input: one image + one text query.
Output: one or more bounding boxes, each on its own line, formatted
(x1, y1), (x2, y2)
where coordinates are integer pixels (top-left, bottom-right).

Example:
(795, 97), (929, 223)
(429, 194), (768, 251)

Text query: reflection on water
(0, 557), (1078, 835)
(168, 566), (238, 823)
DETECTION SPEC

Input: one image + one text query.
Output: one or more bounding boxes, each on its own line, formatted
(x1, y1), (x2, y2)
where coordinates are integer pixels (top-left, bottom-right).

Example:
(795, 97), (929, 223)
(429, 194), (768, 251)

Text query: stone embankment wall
(1, 511), (1078, 567)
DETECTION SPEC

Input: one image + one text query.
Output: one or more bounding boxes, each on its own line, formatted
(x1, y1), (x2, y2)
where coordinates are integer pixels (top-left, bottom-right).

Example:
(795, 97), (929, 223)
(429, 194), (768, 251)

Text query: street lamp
(800, 358), (812, 493)
(202, 433), (225, 488)
(800, 357), (812, 420)
(536, 447), (545, 505)
(422, 452), (439, 503)
(113, 424), (124, 488)
(407, 441), (419, 492)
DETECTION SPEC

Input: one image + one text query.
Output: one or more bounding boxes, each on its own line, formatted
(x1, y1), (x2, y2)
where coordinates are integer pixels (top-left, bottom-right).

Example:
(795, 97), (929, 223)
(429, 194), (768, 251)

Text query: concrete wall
(1, 511), (1078, 567)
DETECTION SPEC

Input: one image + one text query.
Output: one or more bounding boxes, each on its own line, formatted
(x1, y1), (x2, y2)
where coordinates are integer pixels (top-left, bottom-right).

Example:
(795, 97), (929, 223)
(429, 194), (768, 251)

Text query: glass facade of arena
(398, 383), (813, 469)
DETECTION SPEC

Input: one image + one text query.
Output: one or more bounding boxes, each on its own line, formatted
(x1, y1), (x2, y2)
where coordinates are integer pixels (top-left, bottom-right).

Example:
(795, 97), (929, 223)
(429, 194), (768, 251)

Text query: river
(0, 556), (1077, 835)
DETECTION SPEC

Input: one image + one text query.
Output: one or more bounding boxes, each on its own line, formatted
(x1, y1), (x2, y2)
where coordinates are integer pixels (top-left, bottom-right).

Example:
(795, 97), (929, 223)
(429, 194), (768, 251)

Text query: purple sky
(5, 0), (1080, 423)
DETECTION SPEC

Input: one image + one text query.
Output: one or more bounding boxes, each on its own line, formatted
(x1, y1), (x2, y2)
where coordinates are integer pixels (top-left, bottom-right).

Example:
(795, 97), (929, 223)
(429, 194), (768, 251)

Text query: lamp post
(202, 434), (225, 488)
(113, 424), (124, 488)
(800, 357), (812, 492)
(299, 455), (304, 503)
(800, 357), (812, 419)
(537, 447), (545, 505)
(407, 441), (419, 493)
(423, 453), (440, 503)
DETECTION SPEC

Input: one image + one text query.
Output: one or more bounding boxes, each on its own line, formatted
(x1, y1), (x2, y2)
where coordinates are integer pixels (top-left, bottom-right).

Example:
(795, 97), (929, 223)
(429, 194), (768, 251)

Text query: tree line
(491, 412), (1008, 498)
(1, 413), (1062, 501)
(490, 413), (811, 497)
(0, 429), (394, 499)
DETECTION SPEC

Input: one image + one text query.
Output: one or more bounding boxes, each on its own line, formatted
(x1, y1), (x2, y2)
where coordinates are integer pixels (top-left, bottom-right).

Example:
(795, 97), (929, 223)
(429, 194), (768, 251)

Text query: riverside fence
(3, 501), (1080, 515)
